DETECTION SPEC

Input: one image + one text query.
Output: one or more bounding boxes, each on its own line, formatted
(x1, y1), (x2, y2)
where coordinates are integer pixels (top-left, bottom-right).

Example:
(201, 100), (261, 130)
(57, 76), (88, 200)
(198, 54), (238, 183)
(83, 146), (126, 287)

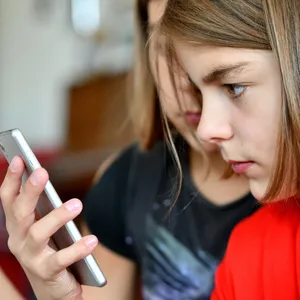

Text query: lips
(185, 111), (201, 126)
(228, 160), (254, 174)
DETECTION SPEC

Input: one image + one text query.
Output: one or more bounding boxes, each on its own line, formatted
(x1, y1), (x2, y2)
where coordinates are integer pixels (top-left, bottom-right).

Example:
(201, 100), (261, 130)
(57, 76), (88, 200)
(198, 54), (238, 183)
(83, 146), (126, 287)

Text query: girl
(0, 0), (257, 299)
(158, 0), (300, 299)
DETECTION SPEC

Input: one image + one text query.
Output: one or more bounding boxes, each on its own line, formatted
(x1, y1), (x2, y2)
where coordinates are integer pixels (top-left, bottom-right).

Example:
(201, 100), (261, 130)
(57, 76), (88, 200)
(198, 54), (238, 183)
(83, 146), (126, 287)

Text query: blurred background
(0, 0), (136, 297)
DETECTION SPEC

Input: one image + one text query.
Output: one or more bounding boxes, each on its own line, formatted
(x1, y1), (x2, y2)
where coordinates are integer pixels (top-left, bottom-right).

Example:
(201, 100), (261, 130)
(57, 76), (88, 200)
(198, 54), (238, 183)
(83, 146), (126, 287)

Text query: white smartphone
(0, 128), (107, 287)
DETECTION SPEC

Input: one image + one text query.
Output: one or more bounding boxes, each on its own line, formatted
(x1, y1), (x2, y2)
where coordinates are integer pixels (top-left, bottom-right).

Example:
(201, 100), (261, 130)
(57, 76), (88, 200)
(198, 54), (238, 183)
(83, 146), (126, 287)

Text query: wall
(0, 0), (79, 148)
(0, 0), (133, 149)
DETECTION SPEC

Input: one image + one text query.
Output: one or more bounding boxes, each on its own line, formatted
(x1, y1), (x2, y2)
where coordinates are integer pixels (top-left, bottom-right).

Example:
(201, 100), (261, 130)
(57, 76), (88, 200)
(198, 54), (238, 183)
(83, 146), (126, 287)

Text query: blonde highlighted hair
(127, 0), (164, 150)
(127, 0), (190, 207)
(159, 0), (300, 201)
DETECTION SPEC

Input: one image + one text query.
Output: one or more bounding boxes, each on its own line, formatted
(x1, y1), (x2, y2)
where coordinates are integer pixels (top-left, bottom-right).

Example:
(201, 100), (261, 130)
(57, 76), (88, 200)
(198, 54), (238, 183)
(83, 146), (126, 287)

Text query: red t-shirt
(212, 199), (300, 300)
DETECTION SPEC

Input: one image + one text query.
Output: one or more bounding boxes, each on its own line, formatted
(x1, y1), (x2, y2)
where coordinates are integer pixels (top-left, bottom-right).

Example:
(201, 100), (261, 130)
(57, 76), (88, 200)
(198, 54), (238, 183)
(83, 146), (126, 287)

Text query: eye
(223, 84), (246, 98)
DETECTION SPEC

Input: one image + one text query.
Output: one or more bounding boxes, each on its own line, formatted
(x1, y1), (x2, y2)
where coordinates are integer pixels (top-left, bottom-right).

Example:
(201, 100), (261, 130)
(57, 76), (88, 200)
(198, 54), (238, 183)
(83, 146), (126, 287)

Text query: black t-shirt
(83, 140), (258, 300)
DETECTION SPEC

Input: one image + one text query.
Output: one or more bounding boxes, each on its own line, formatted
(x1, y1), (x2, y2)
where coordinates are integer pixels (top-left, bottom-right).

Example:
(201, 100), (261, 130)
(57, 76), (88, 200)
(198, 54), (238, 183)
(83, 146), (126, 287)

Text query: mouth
(228, 160), (254, 174)
(185, 111), (201, 126)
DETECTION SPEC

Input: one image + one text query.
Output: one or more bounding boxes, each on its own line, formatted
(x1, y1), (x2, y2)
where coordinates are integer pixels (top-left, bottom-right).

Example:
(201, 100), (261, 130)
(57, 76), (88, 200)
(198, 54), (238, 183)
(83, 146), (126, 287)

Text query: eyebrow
(202, 62), (251, 84)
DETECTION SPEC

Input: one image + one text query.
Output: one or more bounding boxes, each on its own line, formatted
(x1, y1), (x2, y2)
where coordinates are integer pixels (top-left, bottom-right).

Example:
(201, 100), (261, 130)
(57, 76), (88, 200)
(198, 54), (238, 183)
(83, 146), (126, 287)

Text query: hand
(0, 156), (98, 300)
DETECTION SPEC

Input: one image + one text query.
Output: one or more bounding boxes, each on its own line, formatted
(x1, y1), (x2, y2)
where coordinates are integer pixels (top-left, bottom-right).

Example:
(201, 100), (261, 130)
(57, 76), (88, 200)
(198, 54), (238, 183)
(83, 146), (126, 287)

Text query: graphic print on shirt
(142, 216), (219, 300)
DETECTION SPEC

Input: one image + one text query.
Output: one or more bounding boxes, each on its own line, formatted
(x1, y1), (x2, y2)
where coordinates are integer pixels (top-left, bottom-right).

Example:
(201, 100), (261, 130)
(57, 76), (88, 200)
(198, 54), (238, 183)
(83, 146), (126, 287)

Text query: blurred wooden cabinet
(0, 73), (137, 294)
(66, 72), (134, 152)
(47, 72), (135, 207)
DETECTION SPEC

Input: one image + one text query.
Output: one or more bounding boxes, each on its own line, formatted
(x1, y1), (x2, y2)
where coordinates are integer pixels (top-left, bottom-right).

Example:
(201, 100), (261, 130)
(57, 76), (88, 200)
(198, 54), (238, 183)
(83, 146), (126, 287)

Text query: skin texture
(148, 0), (250, 205)
(0, 268), (24, 300)
(148, 0), (215, 153)
(0, 1), (251, 300)
(175, 43), (282, 200)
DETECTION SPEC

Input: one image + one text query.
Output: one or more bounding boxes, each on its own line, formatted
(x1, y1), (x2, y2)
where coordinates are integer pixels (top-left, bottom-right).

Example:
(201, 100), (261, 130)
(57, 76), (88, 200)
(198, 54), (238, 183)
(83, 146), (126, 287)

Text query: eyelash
(187, 77), (247, 100)
(223, 84), (246, 99)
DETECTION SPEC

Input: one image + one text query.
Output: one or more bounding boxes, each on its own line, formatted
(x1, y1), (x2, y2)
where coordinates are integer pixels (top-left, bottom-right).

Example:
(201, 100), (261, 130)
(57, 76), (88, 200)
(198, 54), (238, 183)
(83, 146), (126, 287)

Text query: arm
(91, 151), (120, 185)
(81, 224), (137, 300)
(0, 146), (137, 300)
(0, 268), (25, 300)
(81, 146), (139, 300)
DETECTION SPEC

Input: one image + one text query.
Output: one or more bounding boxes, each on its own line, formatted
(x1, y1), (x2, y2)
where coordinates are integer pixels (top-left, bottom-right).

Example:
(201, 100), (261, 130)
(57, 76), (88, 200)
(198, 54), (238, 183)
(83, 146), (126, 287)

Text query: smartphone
(0, 128), (107, 287)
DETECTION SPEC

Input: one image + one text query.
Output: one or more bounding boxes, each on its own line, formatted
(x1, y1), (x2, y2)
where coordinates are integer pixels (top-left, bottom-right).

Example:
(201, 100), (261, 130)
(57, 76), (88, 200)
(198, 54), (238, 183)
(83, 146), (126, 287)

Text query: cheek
(253, 98), (280, 150)
(235, 109), (276, 150)
(160, 98), (180, 125)
(156, 57), (175, 99)
(234, 92), (280, 163)
(156, 57), (182, 118)
(202, 142), (218, 152)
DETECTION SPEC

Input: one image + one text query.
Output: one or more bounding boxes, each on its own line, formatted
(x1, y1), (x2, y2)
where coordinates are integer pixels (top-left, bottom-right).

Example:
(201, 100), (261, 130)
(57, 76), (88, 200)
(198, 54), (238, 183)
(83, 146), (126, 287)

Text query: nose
(197, 95), (233, 144)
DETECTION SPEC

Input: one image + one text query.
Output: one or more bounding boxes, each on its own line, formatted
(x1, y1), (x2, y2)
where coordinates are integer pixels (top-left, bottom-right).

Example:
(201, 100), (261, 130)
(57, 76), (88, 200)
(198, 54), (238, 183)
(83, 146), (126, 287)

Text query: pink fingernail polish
(29, 172), (42, 186)
(84, 236), (98, 248)
(10, 157), (20, 172)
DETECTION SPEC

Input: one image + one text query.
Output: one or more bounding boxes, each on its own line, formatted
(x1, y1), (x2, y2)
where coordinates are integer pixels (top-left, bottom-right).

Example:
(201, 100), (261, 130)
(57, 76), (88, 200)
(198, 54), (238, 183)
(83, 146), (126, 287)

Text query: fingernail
(10, 157), (20, 172)
(29, 172), (42, 186)
(65, 199), (81, 212)
(84, 236), (98, 248)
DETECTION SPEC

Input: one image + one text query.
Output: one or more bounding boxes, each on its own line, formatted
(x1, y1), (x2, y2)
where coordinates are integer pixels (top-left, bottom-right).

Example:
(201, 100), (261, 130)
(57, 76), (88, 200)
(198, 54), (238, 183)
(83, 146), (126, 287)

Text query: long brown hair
(127, 0), (164, 150)
(159, 0), (300, 201)
(127, 0), (189, 209)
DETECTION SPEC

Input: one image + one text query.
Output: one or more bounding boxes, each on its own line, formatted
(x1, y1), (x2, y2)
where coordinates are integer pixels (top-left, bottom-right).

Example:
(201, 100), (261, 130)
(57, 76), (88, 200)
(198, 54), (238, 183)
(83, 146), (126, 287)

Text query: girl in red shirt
(1, 0), (299, 300)
(158, 0), (300, 299)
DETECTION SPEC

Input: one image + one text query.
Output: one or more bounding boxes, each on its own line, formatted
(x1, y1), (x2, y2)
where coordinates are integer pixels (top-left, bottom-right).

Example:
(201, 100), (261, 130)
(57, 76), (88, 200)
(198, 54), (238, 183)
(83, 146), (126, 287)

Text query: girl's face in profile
(148, 0), (218, 154)
(175, 43), (282, 200)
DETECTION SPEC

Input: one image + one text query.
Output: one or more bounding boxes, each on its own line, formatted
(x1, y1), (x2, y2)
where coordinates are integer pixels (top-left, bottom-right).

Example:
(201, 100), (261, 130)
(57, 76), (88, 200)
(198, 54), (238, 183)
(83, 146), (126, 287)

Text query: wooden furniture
(47, 72), (135, 211)
(67, 72), (134, 152)
(0, 72), (136, 297)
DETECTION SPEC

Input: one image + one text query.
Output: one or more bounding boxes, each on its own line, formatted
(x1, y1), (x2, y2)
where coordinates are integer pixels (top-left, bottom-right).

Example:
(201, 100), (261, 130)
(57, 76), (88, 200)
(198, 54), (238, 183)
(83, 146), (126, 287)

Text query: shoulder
(93, 140), (167, 185)
(92, 143), (139, 185)
(231, 199), (300, 238)
(226, 198), (300, 262)
(83, 143), (139, 220)
(213, 199), (300, 299)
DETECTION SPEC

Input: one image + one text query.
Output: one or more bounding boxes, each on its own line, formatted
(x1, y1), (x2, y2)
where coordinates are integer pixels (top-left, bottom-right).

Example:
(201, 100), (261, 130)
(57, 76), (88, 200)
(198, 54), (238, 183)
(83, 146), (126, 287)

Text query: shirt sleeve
(82, 144), (137, 261)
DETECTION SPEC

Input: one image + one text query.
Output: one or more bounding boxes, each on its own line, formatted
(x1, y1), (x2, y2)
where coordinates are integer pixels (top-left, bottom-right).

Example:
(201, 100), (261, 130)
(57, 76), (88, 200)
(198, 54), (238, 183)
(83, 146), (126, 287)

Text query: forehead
(148, 0), (167, 26)
(175, 41), (273, 80)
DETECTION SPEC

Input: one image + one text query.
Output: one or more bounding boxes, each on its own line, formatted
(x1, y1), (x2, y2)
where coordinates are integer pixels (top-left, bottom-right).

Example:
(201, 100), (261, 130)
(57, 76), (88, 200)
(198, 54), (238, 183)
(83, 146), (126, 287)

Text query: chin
(249, 180), (268, 201)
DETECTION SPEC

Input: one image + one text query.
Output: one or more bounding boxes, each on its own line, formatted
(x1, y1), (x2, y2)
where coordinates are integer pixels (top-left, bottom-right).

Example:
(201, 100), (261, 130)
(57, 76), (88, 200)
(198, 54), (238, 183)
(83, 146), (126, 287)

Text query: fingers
(26, 199), (83, 253)
(0, 156), (24, 210)
(1, 156), (49, 253)
(0, 157), (95, 295)
(48, 235), (98, 277)
(13, 167), (49, 225)
(25, 234), (98, 282)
